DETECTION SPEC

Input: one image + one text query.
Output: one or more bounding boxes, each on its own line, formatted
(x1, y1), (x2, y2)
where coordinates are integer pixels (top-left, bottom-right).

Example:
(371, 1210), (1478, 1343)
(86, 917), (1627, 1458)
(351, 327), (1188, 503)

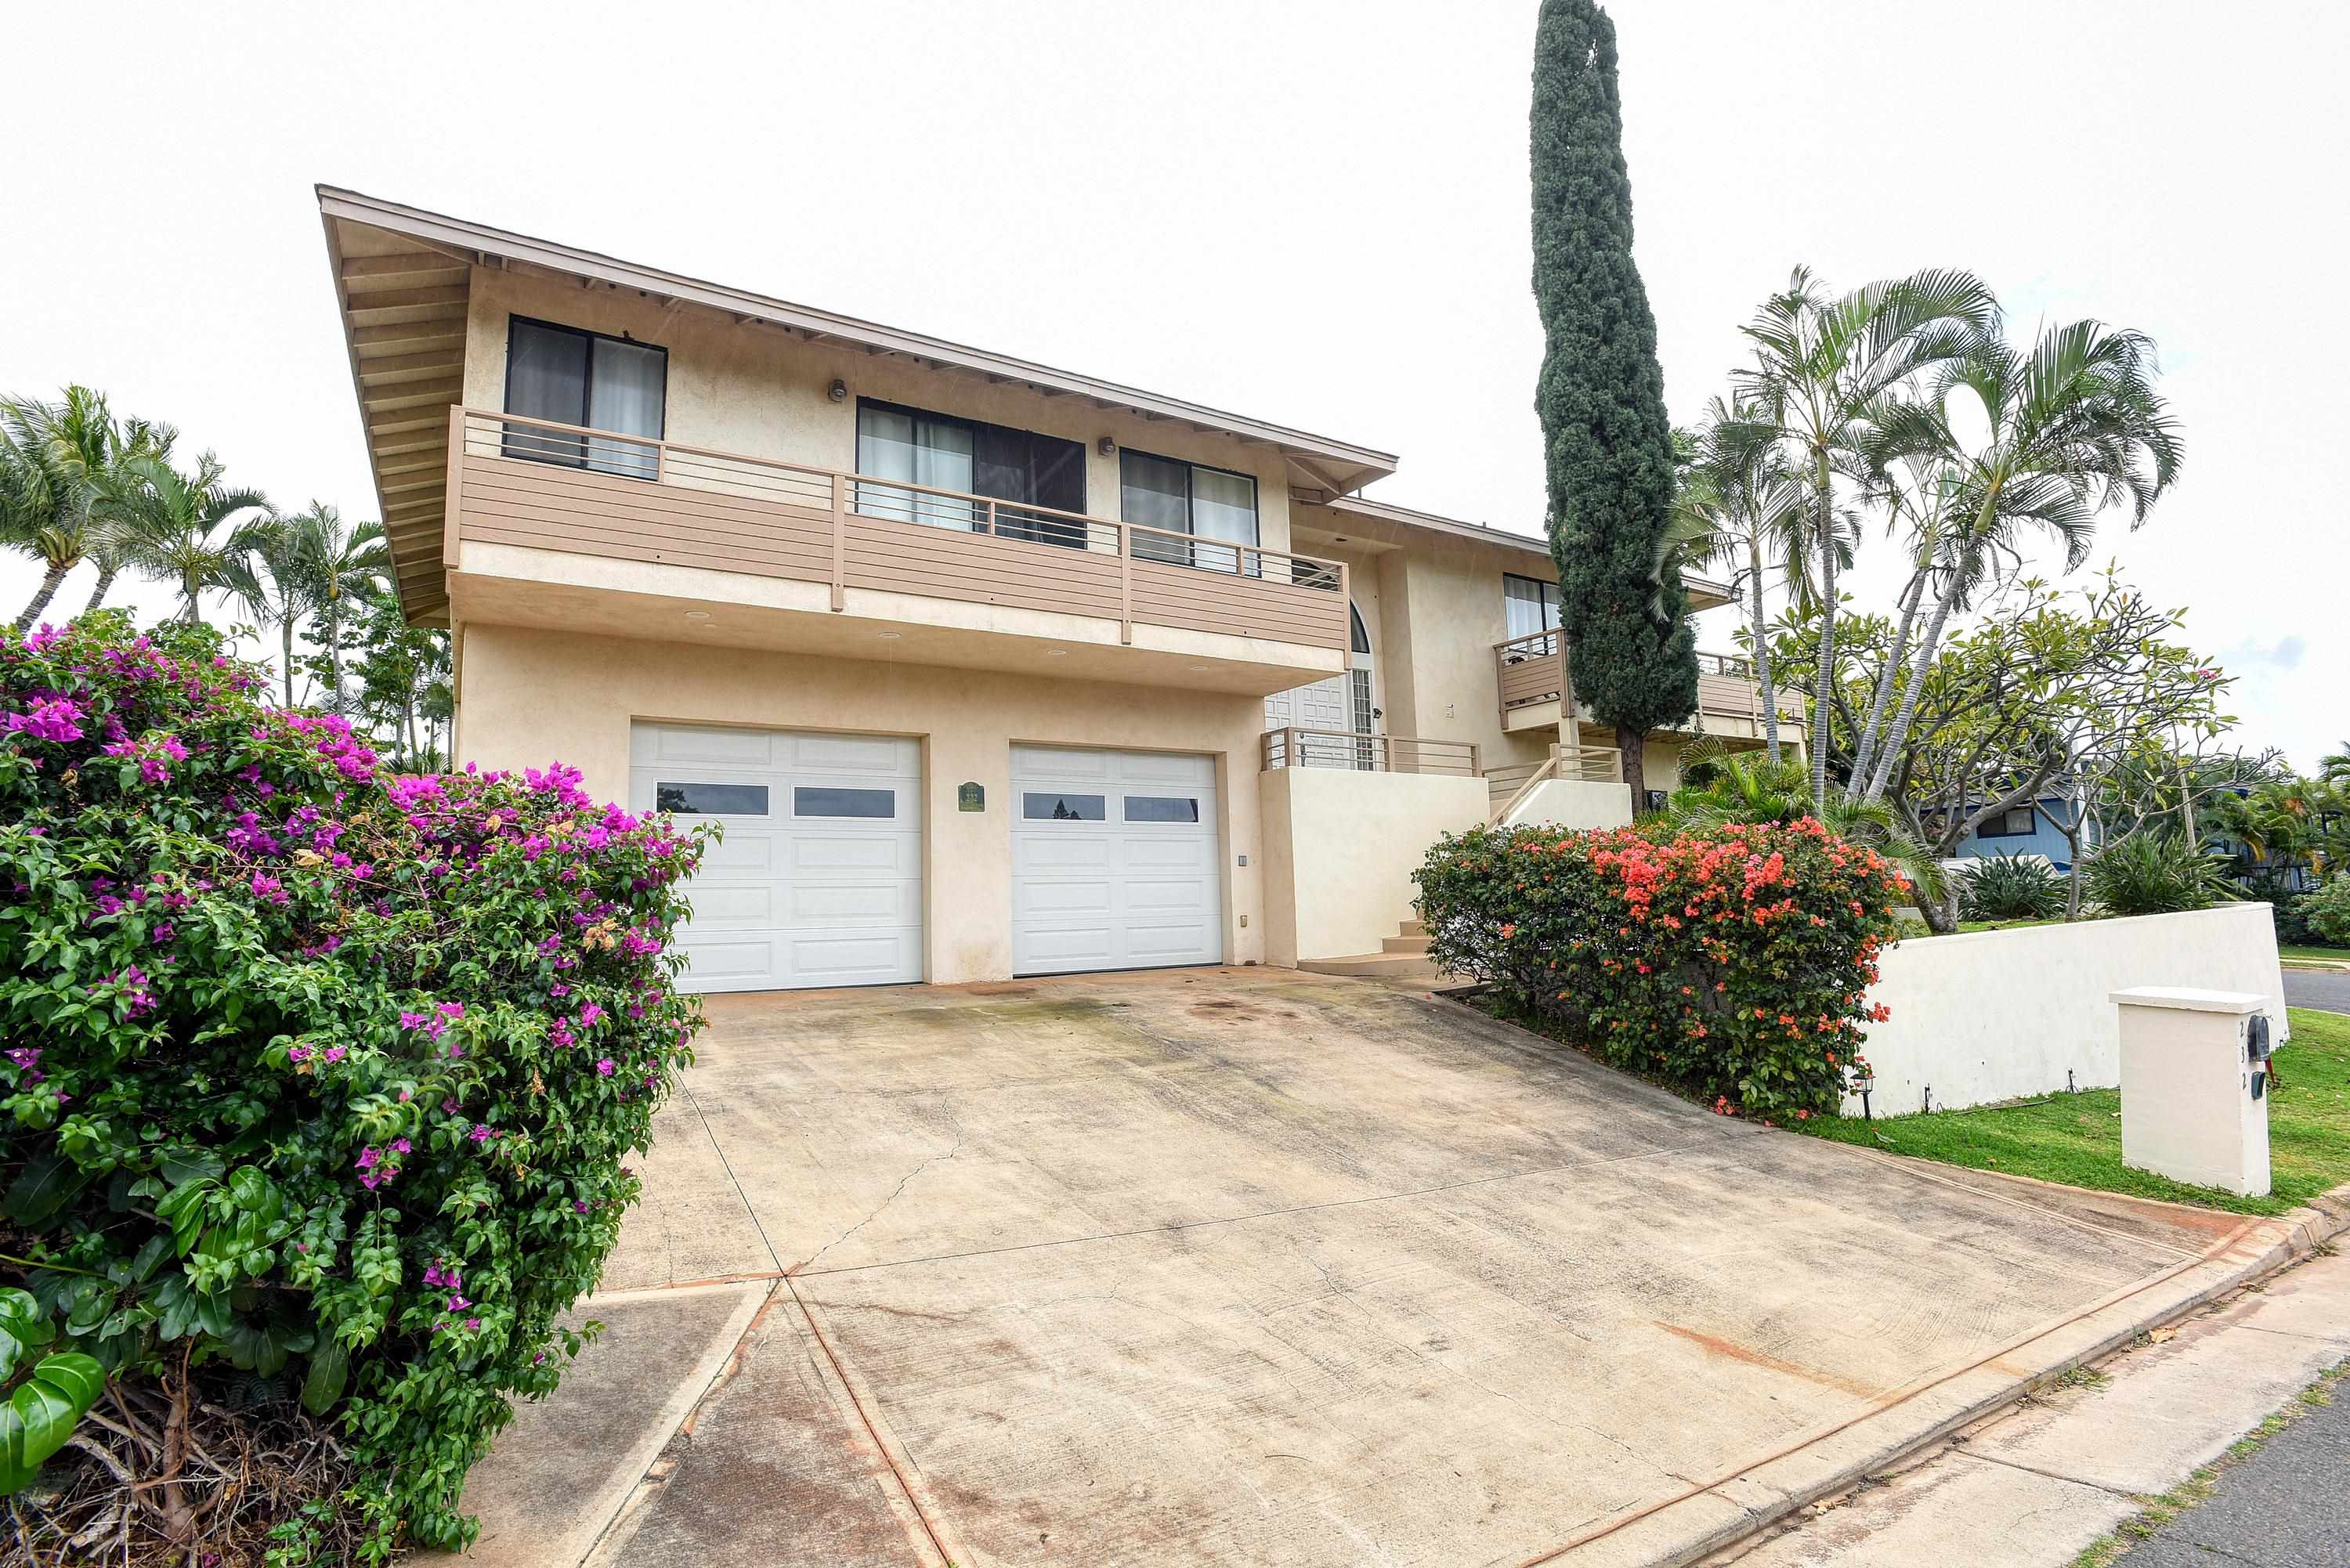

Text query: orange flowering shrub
(1413, 818), (1907, 1116)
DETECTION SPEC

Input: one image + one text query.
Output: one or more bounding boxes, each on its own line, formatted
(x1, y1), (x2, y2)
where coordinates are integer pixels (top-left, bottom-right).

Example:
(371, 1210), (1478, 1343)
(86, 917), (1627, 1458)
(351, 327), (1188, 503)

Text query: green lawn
(2280, 944), (2349, 965)
(1796, 1007), (2350, 1217)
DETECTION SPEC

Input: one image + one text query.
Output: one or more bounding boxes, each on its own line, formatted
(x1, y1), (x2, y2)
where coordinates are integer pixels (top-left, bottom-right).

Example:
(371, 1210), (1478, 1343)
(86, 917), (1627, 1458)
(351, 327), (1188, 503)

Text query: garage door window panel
(1025, 792), (1107, 821)
(656, 782), (770, 816)
(794, 786), (896, 819)
(1123, 796), (1200, 823)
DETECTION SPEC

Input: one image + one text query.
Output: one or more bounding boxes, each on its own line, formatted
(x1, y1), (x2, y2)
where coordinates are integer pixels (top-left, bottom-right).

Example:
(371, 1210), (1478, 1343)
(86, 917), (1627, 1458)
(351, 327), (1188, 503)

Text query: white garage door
(631, 723), (922, 992)
(1010, 745), (1223, 975)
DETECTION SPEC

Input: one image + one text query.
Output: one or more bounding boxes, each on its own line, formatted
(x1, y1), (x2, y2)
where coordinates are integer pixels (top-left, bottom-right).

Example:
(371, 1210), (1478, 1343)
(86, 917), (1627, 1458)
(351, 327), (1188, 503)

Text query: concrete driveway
(453, 968), (2308, 1568)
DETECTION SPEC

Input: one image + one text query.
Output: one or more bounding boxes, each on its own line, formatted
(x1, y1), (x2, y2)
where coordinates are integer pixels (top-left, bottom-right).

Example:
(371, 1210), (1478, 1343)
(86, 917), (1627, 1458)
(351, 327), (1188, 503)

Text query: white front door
(631, 723), (923, 992)
(1265, 599), (1376, 766)
(1009, 745), (1224, 975)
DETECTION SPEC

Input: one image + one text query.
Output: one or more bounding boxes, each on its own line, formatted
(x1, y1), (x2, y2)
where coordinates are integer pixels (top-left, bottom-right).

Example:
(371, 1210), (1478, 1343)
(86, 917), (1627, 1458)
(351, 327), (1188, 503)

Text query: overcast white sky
(5, 2), (2343, 767)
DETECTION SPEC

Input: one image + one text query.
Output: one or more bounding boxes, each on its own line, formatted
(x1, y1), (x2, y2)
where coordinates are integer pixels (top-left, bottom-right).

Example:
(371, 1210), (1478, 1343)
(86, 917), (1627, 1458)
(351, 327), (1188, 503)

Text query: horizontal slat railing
(1557, 743), (1624, 782)
(450, 407), (1347, 651)
(1260, 728), (1480, 778)
(1494, 627), (1568, 720)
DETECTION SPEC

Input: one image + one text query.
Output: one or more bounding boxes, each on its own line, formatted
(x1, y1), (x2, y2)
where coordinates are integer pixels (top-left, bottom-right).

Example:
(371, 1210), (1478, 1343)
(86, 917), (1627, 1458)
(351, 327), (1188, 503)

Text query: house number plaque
(957, 782), (985, 812)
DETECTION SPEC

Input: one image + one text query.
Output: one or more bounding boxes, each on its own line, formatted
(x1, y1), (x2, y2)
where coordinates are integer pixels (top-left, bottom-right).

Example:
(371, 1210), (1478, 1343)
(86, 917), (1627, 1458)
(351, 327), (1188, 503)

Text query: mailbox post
(2112, 987), (2275, 1198)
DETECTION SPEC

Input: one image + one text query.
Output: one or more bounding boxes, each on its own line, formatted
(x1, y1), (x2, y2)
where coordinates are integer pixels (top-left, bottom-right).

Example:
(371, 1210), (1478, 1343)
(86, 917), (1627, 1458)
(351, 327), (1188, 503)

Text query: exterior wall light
(1097, 436), (1115, 457)
(829, 378), (848, 403)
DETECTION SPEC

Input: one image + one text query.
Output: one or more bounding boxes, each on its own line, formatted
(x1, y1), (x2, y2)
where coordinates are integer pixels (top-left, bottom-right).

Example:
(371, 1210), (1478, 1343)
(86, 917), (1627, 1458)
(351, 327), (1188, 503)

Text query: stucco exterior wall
(454, 623), (1267, 984)
(1257, 766), (1490, 965)
(460, 268), (1294, 553)
(1850, 904), (2288, 1115)
(1504, 779), (1635, 831)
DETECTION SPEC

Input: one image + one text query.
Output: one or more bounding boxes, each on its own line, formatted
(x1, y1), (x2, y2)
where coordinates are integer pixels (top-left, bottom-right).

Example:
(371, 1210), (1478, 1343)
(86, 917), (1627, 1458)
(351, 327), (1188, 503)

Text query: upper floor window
(1504, 573), (1560, 639)
(855, 399), (1086, 547)
(1121, 450), (1258, 574)
(1979, 806), (2040, 838)
(502, 316), (666, 479)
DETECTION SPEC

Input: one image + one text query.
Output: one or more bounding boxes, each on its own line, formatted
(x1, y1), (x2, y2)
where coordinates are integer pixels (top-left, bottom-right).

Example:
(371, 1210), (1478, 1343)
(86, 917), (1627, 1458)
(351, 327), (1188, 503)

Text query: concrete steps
(1298, 917), (1452, 982)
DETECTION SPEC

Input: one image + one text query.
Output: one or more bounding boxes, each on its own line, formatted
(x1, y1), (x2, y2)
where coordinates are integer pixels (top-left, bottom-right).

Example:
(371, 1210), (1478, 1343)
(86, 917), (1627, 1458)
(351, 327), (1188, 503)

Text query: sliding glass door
(502, 317), (667, 479)
(854, 400), (1087, 544)
(1120, 450), (1259, 575)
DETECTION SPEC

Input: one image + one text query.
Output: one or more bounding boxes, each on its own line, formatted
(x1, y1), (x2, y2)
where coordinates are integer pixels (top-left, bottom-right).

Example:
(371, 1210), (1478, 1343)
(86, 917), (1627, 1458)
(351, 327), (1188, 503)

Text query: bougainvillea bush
(1414, 818), (1907, 1118)
(0, 613), (704, 1555)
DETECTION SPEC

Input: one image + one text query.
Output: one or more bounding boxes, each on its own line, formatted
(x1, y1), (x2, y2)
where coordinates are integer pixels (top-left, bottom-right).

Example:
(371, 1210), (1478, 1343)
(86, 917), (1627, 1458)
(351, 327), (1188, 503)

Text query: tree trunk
(13, 560), (71, 632)
(1918, 883), (1961, 934)
(1845, 565), (1927, 804)
(84, 563), (117, 612)
(1860, 573), (1964, 806)
(325, 601), (345, 714)
(280, 620), (297, 708)
(1621, 731), (1647, 815)
(1807, 454), (1836, 808)
(1749, 533), (1781, 766)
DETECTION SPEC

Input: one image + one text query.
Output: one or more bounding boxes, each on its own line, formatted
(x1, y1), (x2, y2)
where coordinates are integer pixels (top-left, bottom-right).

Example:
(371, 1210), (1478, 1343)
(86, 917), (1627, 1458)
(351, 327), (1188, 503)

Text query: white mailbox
(2112, 987), (2273, 1198)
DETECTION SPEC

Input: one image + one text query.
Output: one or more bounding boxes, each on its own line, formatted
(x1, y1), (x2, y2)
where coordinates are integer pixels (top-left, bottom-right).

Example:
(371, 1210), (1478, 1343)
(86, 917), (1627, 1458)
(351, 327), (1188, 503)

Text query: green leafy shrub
(1414, 818), (1906, 1118)
(2303, 876), (2350, 947)
(2082, 831), (2239, 916)
(1958, 853), (2065, 922)
(0, 613), (705, 1555)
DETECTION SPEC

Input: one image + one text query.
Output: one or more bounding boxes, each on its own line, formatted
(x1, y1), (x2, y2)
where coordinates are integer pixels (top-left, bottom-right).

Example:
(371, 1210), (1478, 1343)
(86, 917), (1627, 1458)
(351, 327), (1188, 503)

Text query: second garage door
(631, 723), (922, 992)
(1010, 745), (1224, 975)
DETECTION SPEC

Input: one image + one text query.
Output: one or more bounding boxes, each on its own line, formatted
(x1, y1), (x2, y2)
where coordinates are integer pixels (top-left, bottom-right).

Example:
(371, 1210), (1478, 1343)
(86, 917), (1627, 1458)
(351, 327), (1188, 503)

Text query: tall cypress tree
(1531, 0), (1695, 807)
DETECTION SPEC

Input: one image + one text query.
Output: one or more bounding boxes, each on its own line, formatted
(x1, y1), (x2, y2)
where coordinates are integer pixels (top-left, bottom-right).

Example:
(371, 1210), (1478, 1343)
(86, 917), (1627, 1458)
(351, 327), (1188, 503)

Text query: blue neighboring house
(1948, 796), (2095, 873)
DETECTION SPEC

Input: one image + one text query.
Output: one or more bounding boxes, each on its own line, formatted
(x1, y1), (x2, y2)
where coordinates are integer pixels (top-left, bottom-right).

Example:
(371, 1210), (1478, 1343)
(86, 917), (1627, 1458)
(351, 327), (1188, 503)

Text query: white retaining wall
(1259, 766), (1490, 964)
(1847, 904), (2287, 1115)
(1506, 778), (1635, 830)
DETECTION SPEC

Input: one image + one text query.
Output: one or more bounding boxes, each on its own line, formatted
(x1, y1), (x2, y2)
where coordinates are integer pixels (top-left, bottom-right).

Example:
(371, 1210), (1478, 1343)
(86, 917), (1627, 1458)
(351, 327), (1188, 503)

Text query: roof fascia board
(317, 186), (1395, 481)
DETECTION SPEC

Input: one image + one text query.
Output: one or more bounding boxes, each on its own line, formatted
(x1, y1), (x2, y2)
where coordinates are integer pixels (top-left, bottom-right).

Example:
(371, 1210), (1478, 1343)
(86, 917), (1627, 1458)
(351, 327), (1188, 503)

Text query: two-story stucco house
(317, 187), (1800, 991)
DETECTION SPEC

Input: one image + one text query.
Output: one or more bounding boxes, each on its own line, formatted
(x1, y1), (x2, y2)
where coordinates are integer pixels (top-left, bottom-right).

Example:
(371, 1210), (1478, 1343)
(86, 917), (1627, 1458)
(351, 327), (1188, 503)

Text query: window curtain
(585, 338), (667, 479)
(856, 405), (974, 527)
(1120, 451), (1191, 565)
(1504, 574), (1560, 640)
(504, 320), (589, 466)
(1188, 467), (1258, 576)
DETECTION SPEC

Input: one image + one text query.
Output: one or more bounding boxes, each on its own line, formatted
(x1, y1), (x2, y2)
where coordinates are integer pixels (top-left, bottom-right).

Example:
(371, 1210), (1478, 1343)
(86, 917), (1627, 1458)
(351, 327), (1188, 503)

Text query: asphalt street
(2125, 1375), (2349, 1567)
(2283, 967), (2350, 1014)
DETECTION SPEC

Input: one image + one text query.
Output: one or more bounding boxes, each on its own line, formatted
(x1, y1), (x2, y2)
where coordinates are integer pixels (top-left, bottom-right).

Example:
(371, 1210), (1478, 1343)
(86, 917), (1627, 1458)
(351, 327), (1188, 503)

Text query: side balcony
(440, 408), (1350, 694)
(1493, 631), (1806, 740)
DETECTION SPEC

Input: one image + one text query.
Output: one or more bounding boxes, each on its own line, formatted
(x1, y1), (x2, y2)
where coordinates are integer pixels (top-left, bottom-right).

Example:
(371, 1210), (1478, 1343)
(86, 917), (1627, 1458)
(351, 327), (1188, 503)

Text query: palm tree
(0, 388), (165, 630)
(1732, 267), (1999, 807)
(2319, 744), (2350, 787)
(96, 451), (272, 623)
(220, 518), (319, 706)
(1841, 452), (1965, 800)
(81, 415), (176, 615)
(1669, 397), (1813, 764)
(1850, 320), (2182, 806)
(284, 504), (390, 714)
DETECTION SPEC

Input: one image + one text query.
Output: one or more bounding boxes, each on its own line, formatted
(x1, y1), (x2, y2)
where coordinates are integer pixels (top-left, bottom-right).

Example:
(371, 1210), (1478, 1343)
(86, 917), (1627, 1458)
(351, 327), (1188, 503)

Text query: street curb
(1538, 1180), (2350, 1567)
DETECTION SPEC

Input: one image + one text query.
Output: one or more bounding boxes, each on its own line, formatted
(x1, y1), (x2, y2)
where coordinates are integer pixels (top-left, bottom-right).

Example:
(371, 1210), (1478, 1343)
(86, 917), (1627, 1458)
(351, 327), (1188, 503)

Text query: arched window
(1349, 602), (1370, 656)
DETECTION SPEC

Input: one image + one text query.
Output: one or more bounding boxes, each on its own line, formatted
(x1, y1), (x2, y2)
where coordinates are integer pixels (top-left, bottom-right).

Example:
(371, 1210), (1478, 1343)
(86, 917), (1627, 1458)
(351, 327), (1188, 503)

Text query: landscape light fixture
(1852, 1068), (1876, 1122)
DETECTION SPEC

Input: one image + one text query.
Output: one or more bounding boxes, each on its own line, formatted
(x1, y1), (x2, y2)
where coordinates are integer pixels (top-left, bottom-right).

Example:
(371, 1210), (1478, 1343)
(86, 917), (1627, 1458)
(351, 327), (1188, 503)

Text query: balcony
(441, 408), (1351, 692)
(1493, 631), (1804, 738)
(1260, 728), (1480, 776)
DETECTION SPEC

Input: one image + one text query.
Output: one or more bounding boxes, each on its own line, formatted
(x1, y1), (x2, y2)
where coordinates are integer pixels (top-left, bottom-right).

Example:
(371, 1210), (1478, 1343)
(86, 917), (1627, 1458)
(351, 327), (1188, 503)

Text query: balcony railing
(1484, 742), (1625, 824)
(1260, 728), (1480, 777)
(1495, 627), (1570, 719)
(447, 407), (1349, 652)
(1493, 630), (1799, 731)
